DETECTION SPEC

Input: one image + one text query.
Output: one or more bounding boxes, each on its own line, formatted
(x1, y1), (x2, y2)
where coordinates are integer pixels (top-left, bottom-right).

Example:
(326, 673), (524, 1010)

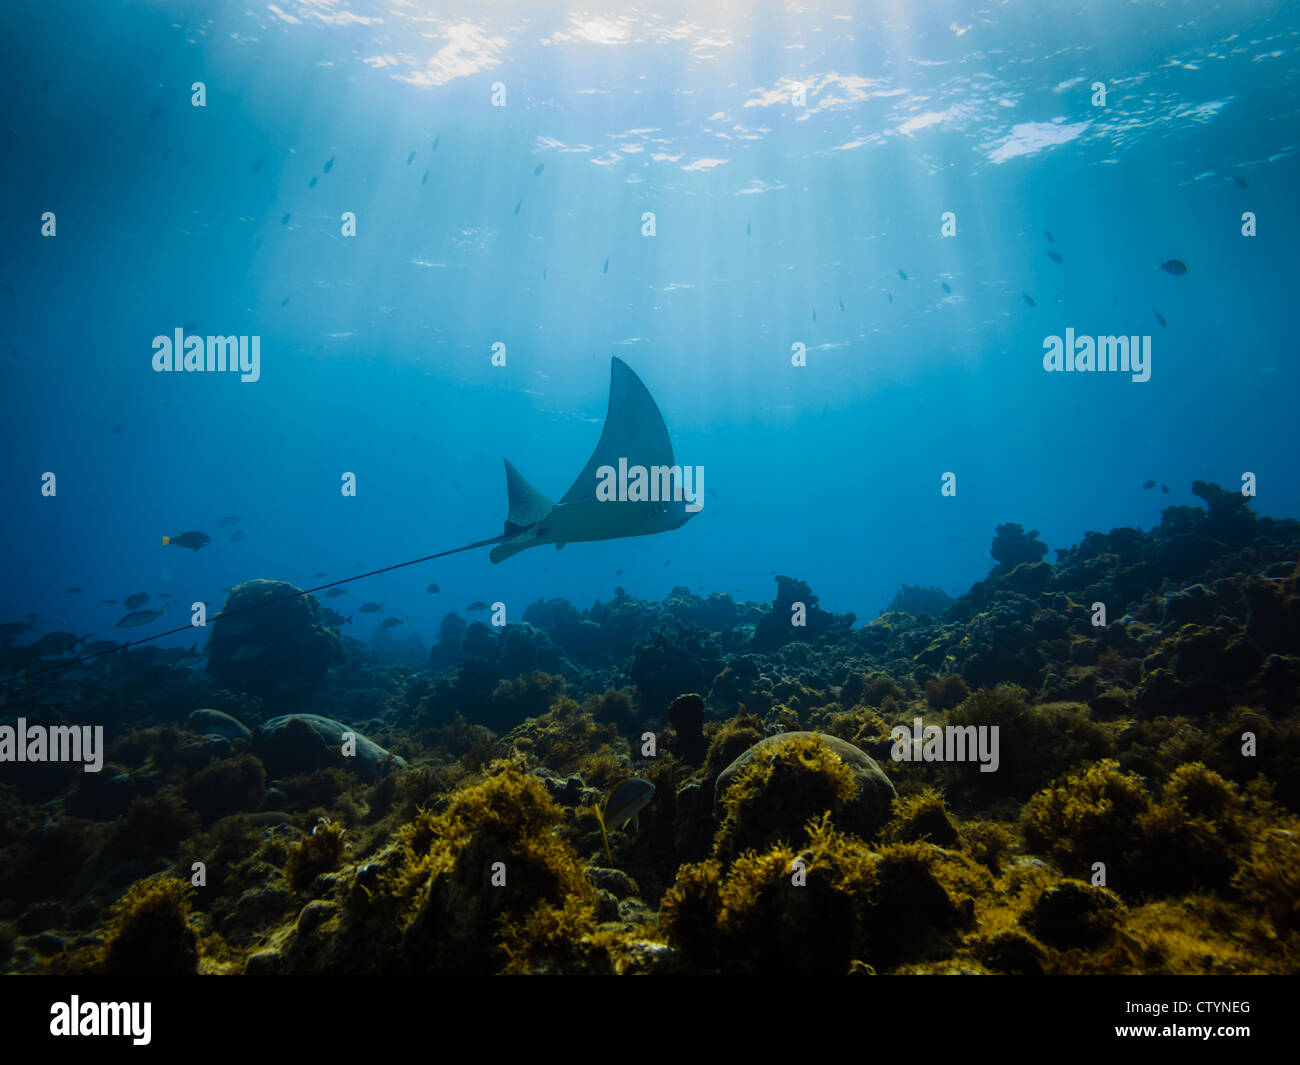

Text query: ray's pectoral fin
(489, 459), (556, 564)
(560, 356), (676, 504)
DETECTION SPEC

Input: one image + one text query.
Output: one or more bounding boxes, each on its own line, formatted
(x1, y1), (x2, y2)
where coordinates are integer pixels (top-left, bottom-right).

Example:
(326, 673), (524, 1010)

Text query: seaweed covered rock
(255, 714), (406, 782)
(990, 523), (1049, 570)
(629, 623), (724, 717)
(887, 584), (955, 617)
(661, 816), (977, 973)
(100, 878), (198, 975)
(753, 575), (853, 652)
(713, 732), (896, 860)
(207, 580), (342, 707)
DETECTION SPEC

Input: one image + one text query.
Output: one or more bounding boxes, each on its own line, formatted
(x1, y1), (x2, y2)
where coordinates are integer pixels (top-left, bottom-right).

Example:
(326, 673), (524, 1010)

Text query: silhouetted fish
(65, 587), (81, 594)
(281, 297), (289, 307)
(746, 221), (750, 236)
(603, 258), (609, 274)
(1161, 484), (1170, 493)
(1044, 230), (1055, 243)
(408, 151), (416, 164)
(1022, 292), (1036, 308)
(112, 425), (122, 434)
(898, 269), (908, 280)
(812, 309), (816, 321)
(163, 531), (210, 551)
(251, 158), (263, 173)
(280, 213), (290, 226)
(534, 163), (544, 176)
(432, 136), (439, 150)
(359, 602), (384, 613)
(326, 587), (346, 597)
(839, 298), (845, 312)
(1233, 174), (1247, 188)
(1159, 259), (1188, 275)
(102, 599), (118, 605)
(230, 530), (245, 542)
(1047, 249), (1063, 263)
(887, 292), (892, 303)
(324, 157), (334, 173)
(379, 617), (406, 628)
(118, 609), (164, 628)
(309, 177), (317, 188)
(514, 199), (521, 215)
(421, 170), (429, 185)
(426, 583), (440, 594)
(941, 281), (951, 294)
(216, 516), (242, 527)
(1154, 309), (1167, 327)
(1143, 480), (1156, 489)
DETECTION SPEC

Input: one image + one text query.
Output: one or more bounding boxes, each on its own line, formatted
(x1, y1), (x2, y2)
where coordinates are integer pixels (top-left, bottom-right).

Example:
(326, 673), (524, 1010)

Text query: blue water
(3, 0), (1298, 656)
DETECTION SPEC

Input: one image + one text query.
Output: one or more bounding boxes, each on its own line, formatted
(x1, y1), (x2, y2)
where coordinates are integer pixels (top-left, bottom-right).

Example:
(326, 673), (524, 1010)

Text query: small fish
(466, 601), (489, 612)
(746, 221), (751, 236)
(324, 157), (334, 173)
(65, 587), (82, 594)
(898, 269), (908, 280)
(534, 163), (544, 176)
(1047, 249), (1064, 263)
(280, 213), (290, 226)
(1022, 292), (1036, 308)
(408, 151), (416, 164)
(314, 572), (327, 577)
(326, 587), (346, 597)
(421, 170), (429, 185)
(111, 425), (122, 434)
(148, 105), (162, 119)
(1044, 230), (1055, 243)
(230, 530), (245, 543)
(162, 531), (210, 551)
(1159, 259), (1188, 275)
(280, 298), (289, 307)
(102, 599), (118, 605)
(320, 608), (352, 628)
(615, 569), (624, 575)
(838, 298), (845, 312)
(160, 593), (173, 599)
(432, 136), (439, 150)
(231, 644), (267, 662)
(124, 593), (150, 610)
(216, 516), (243, 527)
(379, 617), (406, 629)
(359, 602), (384, 613)
(594, 778), (655, 863)
(514, 199), (521, 215)
(1154, 309), (1167, 327)
(603, 258), (609, 274)
(665, 560), (671, 566)
(542, 268), (547, 280)
(812, 309), (816, 321)
(941, 281), (951, 294)
(309, 177), (317, 188)
(251, 158), (263, 173)
(118, 609), (165, 628)
(1143, 480), (1156, 490)
(1233, 174), (1247, 189)
(426, 583), (440, 594)
(887, 292), (892, 304)
(1161, 484), (1170, 494)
